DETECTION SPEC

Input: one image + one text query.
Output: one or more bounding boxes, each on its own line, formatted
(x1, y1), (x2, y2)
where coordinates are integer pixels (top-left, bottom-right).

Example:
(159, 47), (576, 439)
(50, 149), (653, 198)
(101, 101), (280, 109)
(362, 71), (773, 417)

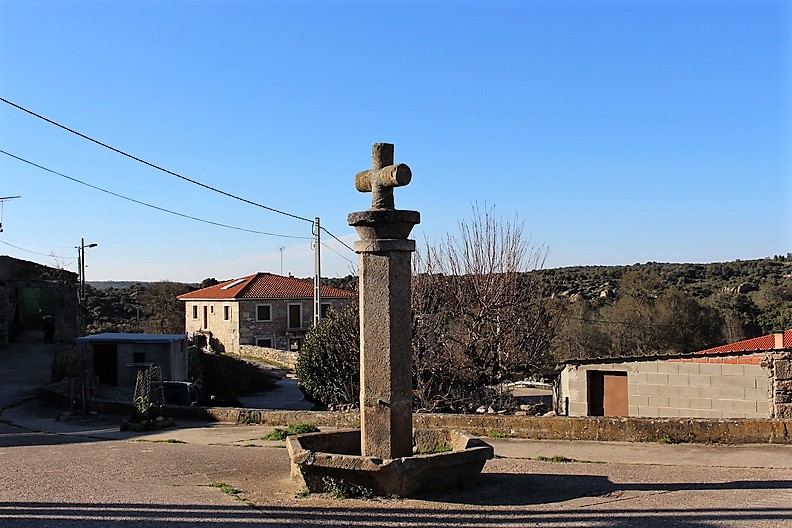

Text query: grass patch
(242, 355), (292, 371)
(263, 423), (320, 441)
(535, 455), (575, 463)
(322, 477), (374, 500)
(296, 485), (312, 498)
(209, 481), (241, 497)
(132, 438), (187, 444)
(532, 455), (603, 464)
(488, 430), (513, 439)
(657, 435), (680, 444)
(415, 444), (453, 455)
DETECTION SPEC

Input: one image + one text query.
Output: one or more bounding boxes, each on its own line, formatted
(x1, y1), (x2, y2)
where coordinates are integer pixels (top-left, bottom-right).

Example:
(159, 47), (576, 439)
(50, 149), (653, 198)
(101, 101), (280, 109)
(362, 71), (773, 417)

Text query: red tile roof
(695, 329), (792, 355)
(177, 273), (356, 300)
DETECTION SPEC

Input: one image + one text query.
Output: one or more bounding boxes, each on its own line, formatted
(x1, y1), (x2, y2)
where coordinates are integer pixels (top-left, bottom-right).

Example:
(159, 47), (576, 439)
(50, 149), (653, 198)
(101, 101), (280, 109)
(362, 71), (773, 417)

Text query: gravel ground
(1, 438), (790, 528)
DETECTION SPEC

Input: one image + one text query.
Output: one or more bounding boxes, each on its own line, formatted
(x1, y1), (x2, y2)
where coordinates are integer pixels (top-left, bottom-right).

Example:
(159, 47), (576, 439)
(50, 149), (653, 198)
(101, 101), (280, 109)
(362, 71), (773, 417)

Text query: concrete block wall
(561, 357), (771, 419)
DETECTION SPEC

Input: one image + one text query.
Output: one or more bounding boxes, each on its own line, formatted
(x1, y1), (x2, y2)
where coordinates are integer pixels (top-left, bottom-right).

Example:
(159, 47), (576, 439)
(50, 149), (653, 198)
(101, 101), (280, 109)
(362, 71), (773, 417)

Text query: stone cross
(348, 143), (420, 460)
(354, 143), (412, 210)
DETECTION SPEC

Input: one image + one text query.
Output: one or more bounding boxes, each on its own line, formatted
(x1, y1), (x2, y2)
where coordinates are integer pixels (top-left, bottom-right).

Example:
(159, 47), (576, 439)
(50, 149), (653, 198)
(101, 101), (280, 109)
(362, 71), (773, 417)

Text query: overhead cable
(320, 226), (355, 253)
(0, 149), (312, 240)
(0, 238), (70, 259)
(321, 241), (357, 267)
(0, 97), (313, 223)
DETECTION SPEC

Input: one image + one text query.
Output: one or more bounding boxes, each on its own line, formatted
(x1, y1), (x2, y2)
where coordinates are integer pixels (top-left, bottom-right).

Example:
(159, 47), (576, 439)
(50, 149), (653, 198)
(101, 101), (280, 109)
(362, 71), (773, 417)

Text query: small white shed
(78, 333), (188, 387)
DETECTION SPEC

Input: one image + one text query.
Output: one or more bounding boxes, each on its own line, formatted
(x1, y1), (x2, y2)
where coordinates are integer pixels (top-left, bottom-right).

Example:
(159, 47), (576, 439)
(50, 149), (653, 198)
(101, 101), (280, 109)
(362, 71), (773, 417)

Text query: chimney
(774, 331), (785, 350)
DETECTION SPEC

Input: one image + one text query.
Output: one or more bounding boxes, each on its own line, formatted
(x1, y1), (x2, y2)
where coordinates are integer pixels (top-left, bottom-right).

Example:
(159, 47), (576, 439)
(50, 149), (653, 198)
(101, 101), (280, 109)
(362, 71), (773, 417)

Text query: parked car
(162, 381), (243, 408)
(162, 381), (200, 407)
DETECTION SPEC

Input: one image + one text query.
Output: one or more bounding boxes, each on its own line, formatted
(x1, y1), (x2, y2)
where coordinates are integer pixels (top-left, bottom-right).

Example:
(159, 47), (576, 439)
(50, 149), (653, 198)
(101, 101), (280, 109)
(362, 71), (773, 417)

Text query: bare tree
(412, 204), (563, 411)
(139, 281), (191, 334)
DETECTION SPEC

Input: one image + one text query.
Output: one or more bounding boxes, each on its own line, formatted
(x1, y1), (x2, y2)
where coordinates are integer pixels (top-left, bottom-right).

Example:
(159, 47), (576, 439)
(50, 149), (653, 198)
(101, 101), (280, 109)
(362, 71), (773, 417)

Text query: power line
(320, 226), (355, 253)
(0, 97), (313, 224)
(567, 316), (683, 329)
(321, 241), (356, 267)
(0, 237), (74, 249)
(0, 238), (71, 259)
(0, 149), (312, 240)
(90, 254), (145, 281)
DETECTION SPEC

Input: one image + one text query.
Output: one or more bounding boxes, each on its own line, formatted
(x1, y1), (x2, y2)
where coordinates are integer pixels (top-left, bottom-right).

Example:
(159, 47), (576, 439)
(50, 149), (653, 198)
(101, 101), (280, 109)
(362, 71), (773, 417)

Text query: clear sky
(1, 0), (789, 283)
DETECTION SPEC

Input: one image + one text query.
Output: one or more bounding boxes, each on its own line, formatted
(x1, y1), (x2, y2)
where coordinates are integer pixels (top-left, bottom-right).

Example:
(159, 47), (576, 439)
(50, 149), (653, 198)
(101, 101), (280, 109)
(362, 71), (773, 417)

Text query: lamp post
(77, 238), (98, 303)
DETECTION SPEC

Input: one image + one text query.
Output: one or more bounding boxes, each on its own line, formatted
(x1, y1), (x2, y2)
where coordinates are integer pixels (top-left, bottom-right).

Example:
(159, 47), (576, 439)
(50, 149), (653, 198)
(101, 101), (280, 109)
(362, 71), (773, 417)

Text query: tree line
(297, 207), (791, 411)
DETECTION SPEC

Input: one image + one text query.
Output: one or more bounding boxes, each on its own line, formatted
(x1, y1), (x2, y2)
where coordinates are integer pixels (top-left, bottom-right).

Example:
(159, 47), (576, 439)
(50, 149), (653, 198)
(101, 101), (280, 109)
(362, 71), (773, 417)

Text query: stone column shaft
(358, 246), (414, 459)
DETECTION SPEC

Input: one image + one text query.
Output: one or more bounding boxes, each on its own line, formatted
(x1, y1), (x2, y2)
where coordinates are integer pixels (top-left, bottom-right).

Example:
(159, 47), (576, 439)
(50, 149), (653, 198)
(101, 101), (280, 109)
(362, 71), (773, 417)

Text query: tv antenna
(0, 195), (21, 232)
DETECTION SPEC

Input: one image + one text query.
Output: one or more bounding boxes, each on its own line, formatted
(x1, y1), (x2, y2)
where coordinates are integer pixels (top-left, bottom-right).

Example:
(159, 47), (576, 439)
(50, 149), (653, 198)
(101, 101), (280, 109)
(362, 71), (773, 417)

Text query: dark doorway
(288, 304), (301, 329)
(587, 371), (628, 416)
(93, 344), (118, 385)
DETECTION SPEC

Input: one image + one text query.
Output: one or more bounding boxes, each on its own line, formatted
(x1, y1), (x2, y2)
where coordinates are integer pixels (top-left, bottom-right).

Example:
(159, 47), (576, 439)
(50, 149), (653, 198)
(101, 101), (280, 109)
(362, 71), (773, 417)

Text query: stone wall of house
(183, 297), (352, 355)
(184, 300), (239, 354)
(0, 256), (78, 345)
(238, 344), (298, 370)
(560, 356), (771, 419)
(769, 352), (792, 419)
(236, 299), (305, 352)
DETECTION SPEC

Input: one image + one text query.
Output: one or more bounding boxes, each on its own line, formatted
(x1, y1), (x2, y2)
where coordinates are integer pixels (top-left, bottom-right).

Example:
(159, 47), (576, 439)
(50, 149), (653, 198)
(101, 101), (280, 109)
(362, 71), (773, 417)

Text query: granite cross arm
(354, 142), (412, 210)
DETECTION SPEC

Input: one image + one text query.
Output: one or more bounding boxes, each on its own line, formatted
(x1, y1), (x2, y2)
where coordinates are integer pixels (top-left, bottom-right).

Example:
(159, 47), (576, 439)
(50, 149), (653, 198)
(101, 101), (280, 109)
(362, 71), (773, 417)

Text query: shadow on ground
(421, 472), (792, 506)
(1, 501), (791, 528)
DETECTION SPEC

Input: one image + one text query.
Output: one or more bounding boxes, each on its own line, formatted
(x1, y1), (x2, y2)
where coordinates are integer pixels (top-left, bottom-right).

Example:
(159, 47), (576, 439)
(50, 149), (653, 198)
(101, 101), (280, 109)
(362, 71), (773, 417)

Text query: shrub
(296, 303), (360, 407)
(263, 423), (320, 441)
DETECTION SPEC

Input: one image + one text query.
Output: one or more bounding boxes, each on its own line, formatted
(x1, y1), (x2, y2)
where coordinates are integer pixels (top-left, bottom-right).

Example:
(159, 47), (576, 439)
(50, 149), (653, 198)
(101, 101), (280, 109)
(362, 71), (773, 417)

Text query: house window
(210, 305), (214, 314)
(321, 303), (331, 319)
(192, 305), (198, 319)
(256, 304), (272, 321)
(288, 304), (302, 329)
(224, 306), (230, 321)
(203, 306), (208, 329)
(256, 337), (273, 348)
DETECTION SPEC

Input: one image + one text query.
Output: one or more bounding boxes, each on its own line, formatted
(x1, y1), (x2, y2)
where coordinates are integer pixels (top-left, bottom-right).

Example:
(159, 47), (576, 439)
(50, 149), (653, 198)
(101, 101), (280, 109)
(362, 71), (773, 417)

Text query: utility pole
(313, 217), (321, 326)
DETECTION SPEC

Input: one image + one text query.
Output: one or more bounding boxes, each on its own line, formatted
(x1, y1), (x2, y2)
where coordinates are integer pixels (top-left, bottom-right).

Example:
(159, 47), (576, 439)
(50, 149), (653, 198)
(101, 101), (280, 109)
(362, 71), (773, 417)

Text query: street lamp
(77, 238), (98, 302)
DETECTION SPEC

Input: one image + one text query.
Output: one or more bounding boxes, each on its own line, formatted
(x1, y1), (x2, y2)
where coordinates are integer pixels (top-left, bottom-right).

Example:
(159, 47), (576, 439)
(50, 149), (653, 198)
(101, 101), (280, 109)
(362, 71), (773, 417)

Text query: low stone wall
(238, 345), (298, 370)
(167, 406), (792, 445)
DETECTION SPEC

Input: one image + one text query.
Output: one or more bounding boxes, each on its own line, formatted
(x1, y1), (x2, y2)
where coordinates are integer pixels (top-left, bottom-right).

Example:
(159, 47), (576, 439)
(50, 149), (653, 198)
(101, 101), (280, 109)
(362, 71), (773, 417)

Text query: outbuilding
(558, 330), (792, 419)
(77, 333), (188, 387)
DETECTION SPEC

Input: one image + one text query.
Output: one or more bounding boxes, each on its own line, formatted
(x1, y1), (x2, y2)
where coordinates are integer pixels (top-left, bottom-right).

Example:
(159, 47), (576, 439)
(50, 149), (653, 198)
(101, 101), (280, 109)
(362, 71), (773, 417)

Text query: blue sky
(1, 0), (789, 282)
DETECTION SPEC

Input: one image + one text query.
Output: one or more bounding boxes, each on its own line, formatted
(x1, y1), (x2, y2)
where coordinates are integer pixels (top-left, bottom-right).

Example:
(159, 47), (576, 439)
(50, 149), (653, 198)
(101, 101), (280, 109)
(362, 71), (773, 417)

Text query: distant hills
(542, 255), (792, 300)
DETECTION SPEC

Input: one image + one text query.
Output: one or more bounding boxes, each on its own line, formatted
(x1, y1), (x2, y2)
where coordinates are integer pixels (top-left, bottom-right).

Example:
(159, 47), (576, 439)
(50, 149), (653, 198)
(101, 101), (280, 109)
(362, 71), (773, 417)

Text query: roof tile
(695, 329), (792, 355)
(178, 273), (356, 300)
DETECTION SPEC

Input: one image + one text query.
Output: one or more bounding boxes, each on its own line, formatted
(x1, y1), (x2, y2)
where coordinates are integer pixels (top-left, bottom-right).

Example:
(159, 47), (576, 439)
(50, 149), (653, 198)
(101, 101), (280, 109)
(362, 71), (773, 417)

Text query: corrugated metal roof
(177, 272), (356, 300)
(77, 333), (186, 343)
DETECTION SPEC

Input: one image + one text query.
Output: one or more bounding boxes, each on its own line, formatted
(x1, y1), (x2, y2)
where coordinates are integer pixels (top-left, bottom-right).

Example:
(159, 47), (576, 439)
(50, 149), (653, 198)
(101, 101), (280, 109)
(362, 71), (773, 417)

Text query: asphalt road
(1, 436), (791, 528)
(2, 337), (792, 527)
